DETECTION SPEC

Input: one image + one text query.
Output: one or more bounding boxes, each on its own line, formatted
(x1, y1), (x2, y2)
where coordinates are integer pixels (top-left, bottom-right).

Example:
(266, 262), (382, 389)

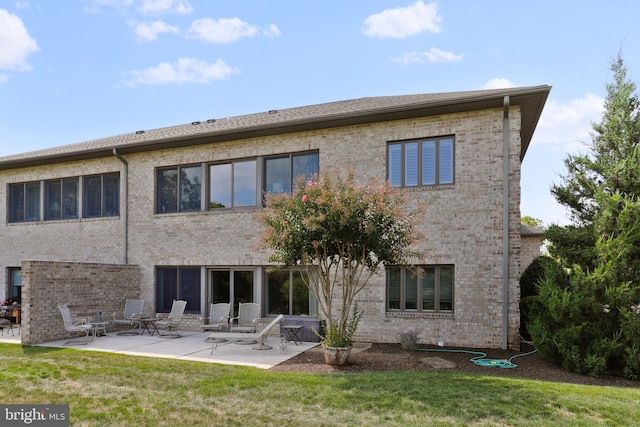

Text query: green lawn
(0, 343), (638, 426)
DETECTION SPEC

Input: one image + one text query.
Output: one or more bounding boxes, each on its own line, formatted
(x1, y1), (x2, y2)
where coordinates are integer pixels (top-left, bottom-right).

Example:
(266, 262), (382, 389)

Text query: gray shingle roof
(0, 86), (550, 170)
(520, 223), (545, 236)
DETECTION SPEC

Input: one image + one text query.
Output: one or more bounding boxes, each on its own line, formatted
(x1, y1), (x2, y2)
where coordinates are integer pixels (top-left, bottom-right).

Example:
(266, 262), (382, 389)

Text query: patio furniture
(90, 321), (109, 337)
(200, 303), (231, 332)
(58, 304), (93, 345)
(112, 299), (145, 335)
(282, 324), (303, 345)
(230, 302), (260, 333)
(140, 317), (159, 336)
(0, 318), (14, 336)
(156, 300), (187, 338)
(207, 314), (284, 352)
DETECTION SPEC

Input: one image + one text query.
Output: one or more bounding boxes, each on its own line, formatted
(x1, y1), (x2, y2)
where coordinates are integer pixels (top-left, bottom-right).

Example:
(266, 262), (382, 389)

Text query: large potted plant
(261, 170), (421, 365)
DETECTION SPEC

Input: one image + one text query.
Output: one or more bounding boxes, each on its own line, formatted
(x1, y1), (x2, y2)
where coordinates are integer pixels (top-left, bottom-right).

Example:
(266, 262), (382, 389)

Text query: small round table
(90, 321), (109, 337)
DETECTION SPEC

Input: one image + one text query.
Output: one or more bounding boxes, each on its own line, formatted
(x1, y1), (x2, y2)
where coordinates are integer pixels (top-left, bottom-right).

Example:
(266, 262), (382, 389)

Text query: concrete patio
(0, 327), (319, 369)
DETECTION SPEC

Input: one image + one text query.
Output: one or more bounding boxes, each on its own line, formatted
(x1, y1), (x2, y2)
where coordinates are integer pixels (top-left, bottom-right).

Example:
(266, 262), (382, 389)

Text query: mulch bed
(270, 342), (640, 388)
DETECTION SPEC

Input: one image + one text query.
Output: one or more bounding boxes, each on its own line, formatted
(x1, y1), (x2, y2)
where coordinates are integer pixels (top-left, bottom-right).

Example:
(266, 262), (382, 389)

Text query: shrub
(519, 255), (567, 340)
(399, 329), (420, 351)
(528, 250), (640, 379)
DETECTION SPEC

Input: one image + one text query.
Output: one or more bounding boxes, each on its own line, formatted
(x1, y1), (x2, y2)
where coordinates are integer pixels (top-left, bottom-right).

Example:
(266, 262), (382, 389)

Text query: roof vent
(268, 110), (278, 114)
(135, 130), (145, 134)
(192, 121), (201, 125)
(206, 119), (216, 123)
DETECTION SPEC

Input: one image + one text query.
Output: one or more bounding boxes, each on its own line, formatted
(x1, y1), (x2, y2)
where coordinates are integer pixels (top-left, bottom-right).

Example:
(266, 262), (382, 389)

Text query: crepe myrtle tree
(261, 170), (423, 347)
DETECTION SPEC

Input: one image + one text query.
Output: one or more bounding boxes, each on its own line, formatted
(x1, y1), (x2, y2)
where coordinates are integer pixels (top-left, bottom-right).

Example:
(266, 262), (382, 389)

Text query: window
(156, 267), (201, 314)
(45, 178), (79, 220)
(209, 159), (257, 208)
(264, 152), (319, 194)
(388, 137), (454, 187)
(265, 269), (317, 316)
(84, 173), (120, 217)
(157, 165), (202, 213)
(9, 174), (118, 222)
(155, 152), (317, 213)
(8, 268), (22, 302)
(210, 269), (255, 317)
(8, 182), (40, 222)
(387, 265), (453, 312)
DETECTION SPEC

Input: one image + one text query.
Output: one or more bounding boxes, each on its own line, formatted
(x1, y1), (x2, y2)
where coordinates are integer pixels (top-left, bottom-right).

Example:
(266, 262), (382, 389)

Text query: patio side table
(141, 318), (159, 336)
(0, 318), (14, 336)
(282, 324), (303, 345)
(90, 321), (109, 337)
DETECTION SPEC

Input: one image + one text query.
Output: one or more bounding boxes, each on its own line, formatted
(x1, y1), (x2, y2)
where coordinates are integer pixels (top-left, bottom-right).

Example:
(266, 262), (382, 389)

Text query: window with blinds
(386, 265), (454, 313)
(388, 136), (454, 187)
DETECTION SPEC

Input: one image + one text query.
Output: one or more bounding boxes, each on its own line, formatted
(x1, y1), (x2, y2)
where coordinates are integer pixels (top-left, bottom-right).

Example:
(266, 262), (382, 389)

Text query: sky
(1, 1), (639, 226)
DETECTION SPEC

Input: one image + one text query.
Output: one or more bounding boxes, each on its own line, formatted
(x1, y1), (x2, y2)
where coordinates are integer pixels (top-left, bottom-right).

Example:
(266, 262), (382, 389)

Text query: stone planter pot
(323, 345), (352, 366)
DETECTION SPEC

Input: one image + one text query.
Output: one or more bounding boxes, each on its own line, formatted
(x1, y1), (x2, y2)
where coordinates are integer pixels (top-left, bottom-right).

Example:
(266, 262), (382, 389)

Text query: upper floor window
(210, 159), (257, 209)
(387, 265), (454, 313)
(264, 152), (319, 194)
(8, 173), (119, 223)
(388, 136), (454, 187)
(8, 182), (40, 222)
(207, 151), (318, 210)
(84, 173), (120, 218)
(45, 178), (79, 220)
(157, 165), (202, 213)
(156, 151), (318, 213)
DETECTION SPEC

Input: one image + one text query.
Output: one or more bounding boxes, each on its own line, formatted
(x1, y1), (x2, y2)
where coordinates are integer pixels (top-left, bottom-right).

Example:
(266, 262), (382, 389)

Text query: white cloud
(132, 20), (179, 41)
(480, 78), (516, 89)
(363, 1), (442, 39)
(83, 0), (134, 14)
(84, 0), (190, 15)
(392, 48), (463, 65)
(187, 17), (279, 43)
(532, 93), (604, 153)
(0, 9), (39, 73)
(138, 0), (192, 15)
(91, 0), (134, 5)
(266, 23), (280, 38)
(477, 81), (603, 152)
(123, 57), (237, 86)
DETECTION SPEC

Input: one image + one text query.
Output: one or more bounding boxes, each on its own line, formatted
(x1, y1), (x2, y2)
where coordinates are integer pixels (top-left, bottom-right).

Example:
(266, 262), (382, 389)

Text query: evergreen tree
(531, 54), (640, 379)
(551, 53), (640, 226)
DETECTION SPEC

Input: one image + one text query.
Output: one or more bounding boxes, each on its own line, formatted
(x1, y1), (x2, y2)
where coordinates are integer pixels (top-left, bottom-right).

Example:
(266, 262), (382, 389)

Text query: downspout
(113, 149), (128, 264)
(502, 96), (510, 350)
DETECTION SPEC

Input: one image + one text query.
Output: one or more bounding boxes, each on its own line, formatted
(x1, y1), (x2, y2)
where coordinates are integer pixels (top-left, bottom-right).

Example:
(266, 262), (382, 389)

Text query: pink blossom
(302, 194), (308, 203)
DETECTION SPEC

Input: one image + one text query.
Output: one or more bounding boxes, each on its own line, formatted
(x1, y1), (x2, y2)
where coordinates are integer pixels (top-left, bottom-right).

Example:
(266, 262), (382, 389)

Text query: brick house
(0, 86), (550, 349)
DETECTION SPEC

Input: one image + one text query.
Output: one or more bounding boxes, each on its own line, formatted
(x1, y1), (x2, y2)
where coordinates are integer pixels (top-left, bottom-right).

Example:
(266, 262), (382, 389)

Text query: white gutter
(113, 149), (128, 264)
(502, 96), (510, 350)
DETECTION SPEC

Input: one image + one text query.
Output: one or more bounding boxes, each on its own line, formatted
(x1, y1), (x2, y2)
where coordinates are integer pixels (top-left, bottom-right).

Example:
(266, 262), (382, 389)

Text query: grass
(0, 343), (639, 426)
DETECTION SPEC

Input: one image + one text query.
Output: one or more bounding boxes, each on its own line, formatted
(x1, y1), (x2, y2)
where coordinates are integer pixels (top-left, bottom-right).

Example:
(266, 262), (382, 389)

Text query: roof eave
(0, 86), (550, 170)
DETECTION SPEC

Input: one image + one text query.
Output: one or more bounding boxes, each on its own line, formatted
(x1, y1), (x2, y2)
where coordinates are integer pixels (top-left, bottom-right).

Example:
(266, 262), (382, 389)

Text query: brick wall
(21, 260), (140, 344)
(2, 106), (526, 350)
(521, 235), (544, 270)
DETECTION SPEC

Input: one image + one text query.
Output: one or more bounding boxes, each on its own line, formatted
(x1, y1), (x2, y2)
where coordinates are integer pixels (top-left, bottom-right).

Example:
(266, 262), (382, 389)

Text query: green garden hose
(415, 347), (538, 369)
